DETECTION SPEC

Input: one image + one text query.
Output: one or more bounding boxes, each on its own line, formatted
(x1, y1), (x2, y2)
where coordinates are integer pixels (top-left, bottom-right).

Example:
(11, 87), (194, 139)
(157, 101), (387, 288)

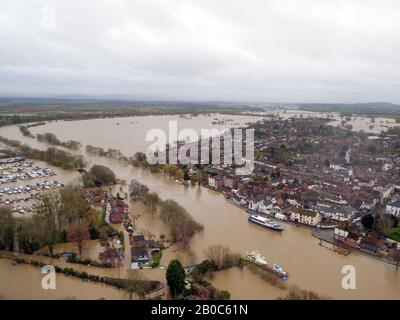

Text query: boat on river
(248, 214), (284, 231)
(245, 250), (289, 280)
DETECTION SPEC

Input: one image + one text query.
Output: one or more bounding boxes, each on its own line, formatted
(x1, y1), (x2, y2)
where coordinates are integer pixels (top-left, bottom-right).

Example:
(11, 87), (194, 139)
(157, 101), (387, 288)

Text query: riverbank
(313, 228), (399, 268)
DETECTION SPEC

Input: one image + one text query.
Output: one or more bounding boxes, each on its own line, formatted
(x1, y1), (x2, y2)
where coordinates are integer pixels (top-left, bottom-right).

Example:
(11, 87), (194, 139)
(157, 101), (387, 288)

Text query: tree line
(0, 136), (85, 170)
(0, 183), (110, 257)
(129, 179), (203, 247)
(36, 132), (82, 150)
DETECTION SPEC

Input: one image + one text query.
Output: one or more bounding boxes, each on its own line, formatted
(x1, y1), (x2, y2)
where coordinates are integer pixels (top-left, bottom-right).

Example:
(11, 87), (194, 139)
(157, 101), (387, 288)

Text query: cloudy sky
(0, 0), (399, 103)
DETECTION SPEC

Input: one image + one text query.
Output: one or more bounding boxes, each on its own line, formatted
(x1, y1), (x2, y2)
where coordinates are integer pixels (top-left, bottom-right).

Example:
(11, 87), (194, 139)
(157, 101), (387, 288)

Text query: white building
(248, 194), (266, 211)
(258, 201), (274, 214)
(208, 176), (216, 188)
(334, 227), (349, 238)
(290, 209), (321, 226)
(330, 164), (346, 171)
(375, 184), (395, 201)
(386, 202), (400, 218)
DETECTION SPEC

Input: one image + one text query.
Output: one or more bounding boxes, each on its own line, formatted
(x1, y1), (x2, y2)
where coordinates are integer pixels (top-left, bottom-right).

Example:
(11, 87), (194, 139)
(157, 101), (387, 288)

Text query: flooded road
(0, 113), (399, 300)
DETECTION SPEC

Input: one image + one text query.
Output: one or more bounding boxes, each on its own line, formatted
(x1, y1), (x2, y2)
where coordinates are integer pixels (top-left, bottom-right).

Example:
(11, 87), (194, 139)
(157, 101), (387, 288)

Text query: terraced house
(290, 208), (321, 226)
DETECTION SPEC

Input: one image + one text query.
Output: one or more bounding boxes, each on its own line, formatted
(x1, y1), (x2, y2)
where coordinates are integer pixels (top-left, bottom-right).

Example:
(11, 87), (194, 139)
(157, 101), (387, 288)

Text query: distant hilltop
(298, 102), (400, 115)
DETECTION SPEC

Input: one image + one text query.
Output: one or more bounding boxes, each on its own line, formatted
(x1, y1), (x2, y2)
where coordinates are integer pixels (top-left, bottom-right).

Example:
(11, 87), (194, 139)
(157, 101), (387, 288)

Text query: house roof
(99, 248), (122, 259)
(111, 207), (124, 214)
(131, 234), (145, 242)
(388, 201), (400, 208)
(297, 208), (318, 217)
(131, 248), (149, 260)
(251, 193), (266, 203)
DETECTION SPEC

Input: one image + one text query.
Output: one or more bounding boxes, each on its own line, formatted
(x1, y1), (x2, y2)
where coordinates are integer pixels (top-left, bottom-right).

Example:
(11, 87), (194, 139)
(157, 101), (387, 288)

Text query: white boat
(272, 263), (289, 280)
(248, 214), (284, 231)
(245, 250), (289, 280)
(245, 250), (268, 265)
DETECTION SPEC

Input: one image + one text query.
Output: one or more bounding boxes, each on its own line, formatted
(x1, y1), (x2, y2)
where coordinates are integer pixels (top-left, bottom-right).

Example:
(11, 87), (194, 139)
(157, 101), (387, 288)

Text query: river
(0, 113), (399, 300)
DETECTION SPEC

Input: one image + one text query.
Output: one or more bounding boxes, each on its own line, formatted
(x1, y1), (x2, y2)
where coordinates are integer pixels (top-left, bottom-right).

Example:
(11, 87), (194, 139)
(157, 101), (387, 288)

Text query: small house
(131, 248), (150, 269)
(290, 208), (321, 226)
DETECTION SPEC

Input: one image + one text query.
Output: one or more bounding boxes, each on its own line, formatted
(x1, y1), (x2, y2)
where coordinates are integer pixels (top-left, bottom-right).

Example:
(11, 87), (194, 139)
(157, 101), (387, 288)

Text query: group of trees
(0, 136), (85, 170)
(360, 213), (400, 267)
(86, 145), (127, 161)
(159, 200), (204, 246)
(166, 259), (186, 296)
(278, 285), (329, 300)
(163, 164), (185, 181)
(125, 270), (153, 300)
(129, 152), (190, 182)
(36, 132), (62, 145)
(129, 179), (203, 246)
(36, 132), (82, 150)
(0, 207), (15, 251)
(129, 179), (149, 202)
(19, 145), (86, 170)
(204, 245), (242, 270)
(130, 152), (148, 167)
(82, 165), (117, 187)
(19, 125), (35, 138)
(165, 259), (231, 300)
(0, 183), (103, 256)
(361, 213), (399, 236)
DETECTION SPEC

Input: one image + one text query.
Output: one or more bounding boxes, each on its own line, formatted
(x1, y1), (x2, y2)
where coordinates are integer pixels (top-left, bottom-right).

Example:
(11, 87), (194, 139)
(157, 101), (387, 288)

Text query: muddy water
(26, 114), (260, 156)
(0, 114), (400, 300)
(0, 259), (126, 300)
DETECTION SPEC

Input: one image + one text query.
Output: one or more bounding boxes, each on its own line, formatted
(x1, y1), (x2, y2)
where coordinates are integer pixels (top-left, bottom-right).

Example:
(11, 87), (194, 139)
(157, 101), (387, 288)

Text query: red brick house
(110, 206), (124, 224)
(99, 248), (124, 267)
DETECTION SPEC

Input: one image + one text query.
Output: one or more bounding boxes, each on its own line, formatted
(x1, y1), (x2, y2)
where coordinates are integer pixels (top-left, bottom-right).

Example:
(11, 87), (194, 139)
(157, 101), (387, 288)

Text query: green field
(387, 227), (400, 242)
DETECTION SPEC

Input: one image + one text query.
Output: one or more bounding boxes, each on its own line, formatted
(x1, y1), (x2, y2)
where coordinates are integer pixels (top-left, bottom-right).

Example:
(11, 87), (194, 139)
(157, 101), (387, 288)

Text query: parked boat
(245, 250), (289, 280)
(272, 263), (289, 280)
(248, 214), (284, 231)
(245, 250), (268, 265)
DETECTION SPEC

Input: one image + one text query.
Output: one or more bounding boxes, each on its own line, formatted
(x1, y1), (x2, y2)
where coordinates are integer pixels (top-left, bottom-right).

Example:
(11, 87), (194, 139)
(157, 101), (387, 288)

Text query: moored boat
(272, 263), (289, 280)
(245, 250), (289, 280)
(245, 250), (268, 265)
(248, 214), (284, 231)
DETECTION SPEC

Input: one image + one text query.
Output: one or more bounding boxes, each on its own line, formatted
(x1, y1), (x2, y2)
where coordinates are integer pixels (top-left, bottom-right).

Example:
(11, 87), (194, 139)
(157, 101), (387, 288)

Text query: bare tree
(204, 245), (241, 270)
(392, 249), (400, 271)
(144, 192), (160, 216)
(129, 179), (149, 202)
(126, 270), (152, 300)
(37, 193), (62, 256)
(278, 285), (330, 300)
(60, 183), (90, 255)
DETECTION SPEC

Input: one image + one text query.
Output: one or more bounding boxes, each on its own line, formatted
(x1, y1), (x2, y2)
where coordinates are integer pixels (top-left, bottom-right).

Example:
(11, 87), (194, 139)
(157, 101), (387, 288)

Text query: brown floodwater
(0, 114), (399, 300)
(26, 114), (260, 156)
(0, 258), (126, 300)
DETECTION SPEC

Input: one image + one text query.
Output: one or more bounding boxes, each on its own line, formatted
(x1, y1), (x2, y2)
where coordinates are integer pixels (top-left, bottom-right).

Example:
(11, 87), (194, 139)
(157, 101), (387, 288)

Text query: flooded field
(24, 114), (260, 156)
(0, 258), (126, 300)
(0, 112), (399, 300)
(245, 109), (400, 133)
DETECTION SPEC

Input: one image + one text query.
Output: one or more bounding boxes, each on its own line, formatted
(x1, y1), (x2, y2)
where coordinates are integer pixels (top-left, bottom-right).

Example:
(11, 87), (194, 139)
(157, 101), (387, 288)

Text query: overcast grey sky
(0, 0), (399, 103)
